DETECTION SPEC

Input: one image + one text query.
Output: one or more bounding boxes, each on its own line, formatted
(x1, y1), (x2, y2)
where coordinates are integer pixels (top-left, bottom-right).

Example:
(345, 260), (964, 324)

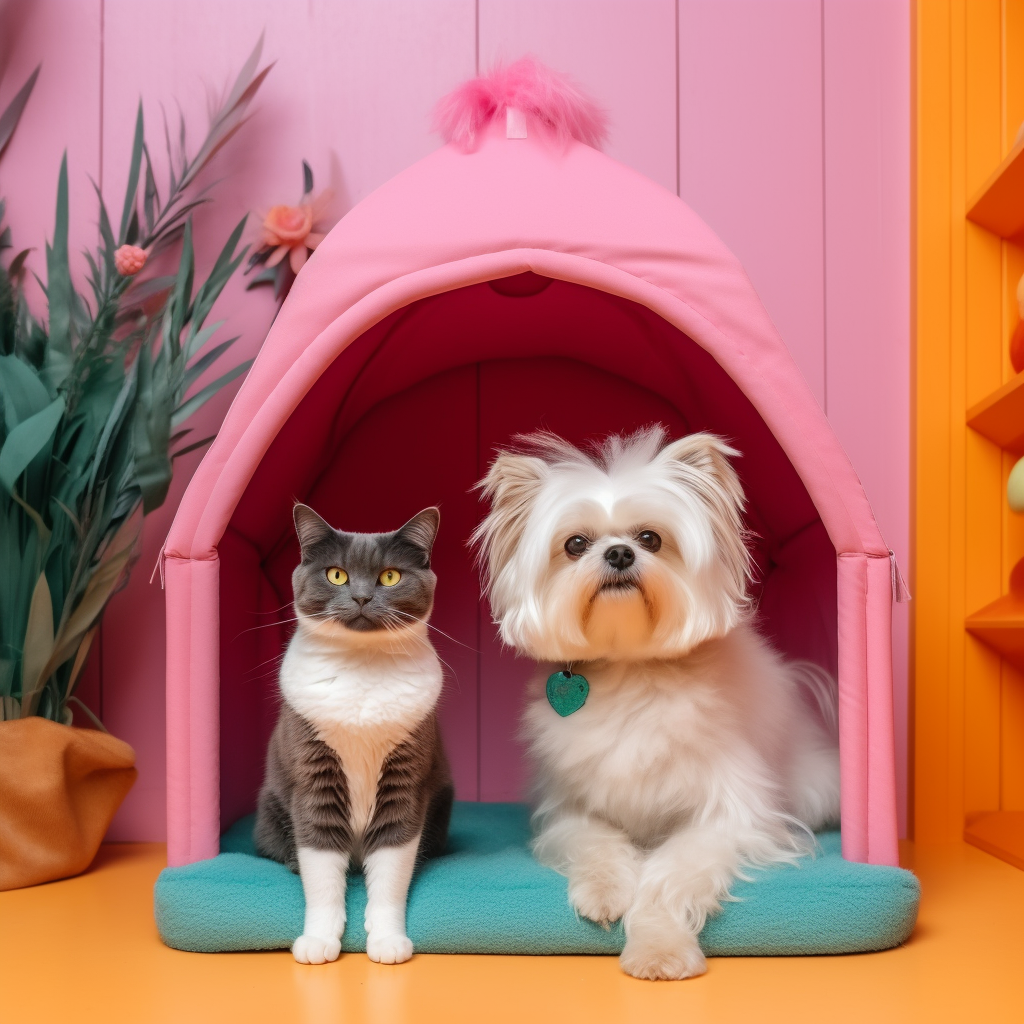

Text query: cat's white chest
(280, 628), (442, 837)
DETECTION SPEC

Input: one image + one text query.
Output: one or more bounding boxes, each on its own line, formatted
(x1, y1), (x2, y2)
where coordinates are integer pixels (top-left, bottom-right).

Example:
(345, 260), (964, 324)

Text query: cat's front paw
(366, 932), (413, 964)
(292, 934), (342, 964)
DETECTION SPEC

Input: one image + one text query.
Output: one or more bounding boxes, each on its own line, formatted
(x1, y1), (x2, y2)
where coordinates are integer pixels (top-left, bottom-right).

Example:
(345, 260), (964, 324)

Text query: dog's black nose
(604, 544), (635, 570)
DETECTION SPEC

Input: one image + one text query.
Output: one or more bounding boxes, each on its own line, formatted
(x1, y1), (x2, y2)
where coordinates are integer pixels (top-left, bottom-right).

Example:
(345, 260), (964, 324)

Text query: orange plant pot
(0, 717), (136, 890)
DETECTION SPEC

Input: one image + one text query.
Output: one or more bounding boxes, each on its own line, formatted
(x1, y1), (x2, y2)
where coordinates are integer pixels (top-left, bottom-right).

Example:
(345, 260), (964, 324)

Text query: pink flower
(114, 244), (147, 276)
(260, 191), (331, 275)
(263, 204), (313, 244)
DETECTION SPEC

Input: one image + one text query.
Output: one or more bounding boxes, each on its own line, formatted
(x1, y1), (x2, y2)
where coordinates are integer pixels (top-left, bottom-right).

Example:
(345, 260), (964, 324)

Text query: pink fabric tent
(163, 116), (900, 869)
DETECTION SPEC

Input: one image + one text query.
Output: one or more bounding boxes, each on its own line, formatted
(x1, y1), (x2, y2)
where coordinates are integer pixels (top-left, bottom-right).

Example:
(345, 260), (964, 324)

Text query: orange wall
(914, 0), (1024, 842)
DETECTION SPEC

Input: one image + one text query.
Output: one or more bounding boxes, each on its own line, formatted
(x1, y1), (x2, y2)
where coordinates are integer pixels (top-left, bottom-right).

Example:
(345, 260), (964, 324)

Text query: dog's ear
(659, 434), (750, 605)
(471, 453), (548, 586)
(478, 453), (549, 507)
(657, 433), (744, 509)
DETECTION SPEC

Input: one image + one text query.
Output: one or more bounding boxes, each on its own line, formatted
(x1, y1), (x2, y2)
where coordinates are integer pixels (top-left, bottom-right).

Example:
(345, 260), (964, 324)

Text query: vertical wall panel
(0, 1), (101, 309)
(960, 0), (1005, 827)
(0, 3), (104, 736)
(823, 0), (911, 835)
(678, 0), (825, 405)
(0, 0), (911, 839)
(479, 0), (678, 193)
(913, 0), (961, 843)
(914, 0), (1024, 846)
(99, 0), (476, 839)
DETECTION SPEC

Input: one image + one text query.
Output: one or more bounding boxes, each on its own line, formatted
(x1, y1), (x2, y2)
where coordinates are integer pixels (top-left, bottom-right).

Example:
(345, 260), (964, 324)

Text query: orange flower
(262, 204), (313, 245)
(261, 191), (331, 275)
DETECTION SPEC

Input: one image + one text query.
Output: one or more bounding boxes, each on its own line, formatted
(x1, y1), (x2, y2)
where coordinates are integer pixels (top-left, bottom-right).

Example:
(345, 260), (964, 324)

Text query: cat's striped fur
(254, 504), (453, 965)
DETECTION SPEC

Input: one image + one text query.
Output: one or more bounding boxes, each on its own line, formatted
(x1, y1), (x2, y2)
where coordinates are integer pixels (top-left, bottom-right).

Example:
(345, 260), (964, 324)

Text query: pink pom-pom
(114, 244), (147, 277)
(433, 57), (609, 152)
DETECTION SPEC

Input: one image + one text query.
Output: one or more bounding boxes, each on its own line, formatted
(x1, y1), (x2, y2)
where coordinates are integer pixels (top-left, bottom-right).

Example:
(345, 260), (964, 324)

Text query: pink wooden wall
(0, 0), (910, 840)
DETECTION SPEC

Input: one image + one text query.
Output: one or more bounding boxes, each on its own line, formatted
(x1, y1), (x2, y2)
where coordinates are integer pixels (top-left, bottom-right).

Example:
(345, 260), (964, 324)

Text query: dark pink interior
(218, 276), (838, 827)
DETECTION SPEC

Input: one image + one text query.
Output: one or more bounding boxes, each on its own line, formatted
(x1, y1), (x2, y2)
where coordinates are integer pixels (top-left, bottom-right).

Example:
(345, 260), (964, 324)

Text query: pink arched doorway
(216, 276), (838, 830)
(164, 120), (898, 869)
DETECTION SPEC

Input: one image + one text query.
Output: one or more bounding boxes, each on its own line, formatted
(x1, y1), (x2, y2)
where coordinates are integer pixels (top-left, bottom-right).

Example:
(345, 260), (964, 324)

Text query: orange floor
(1, 840), (1022, 1024)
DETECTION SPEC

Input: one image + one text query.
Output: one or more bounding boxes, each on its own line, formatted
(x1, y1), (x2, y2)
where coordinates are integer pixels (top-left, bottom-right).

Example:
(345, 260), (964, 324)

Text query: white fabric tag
(506, 107), (527, 139)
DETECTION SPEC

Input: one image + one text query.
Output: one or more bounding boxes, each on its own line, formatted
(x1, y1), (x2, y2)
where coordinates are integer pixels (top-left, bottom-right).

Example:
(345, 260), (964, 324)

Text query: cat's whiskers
(376, 612), (434, 650)
(235, 615), (304, 637)
(236, 607), (338, 638)
(243, 651), (289, 679)
(388, 609), (481, 655)
(377, 613), (463, 690)
(254, 601), (300, 616)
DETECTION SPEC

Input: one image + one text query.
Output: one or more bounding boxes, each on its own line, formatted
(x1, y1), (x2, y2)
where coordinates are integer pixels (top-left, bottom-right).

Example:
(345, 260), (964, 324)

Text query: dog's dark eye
(636, 531), (662, 552)
(564, 535), (590, 558)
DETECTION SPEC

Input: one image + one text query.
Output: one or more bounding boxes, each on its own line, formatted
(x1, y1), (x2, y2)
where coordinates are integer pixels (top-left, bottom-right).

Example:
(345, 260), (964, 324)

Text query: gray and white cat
(255, 503), (453, 966)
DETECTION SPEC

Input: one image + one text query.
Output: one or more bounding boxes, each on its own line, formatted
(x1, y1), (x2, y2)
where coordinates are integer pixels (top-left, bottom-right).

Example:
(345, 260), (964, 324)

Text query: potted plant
(0, 40), (271, 889)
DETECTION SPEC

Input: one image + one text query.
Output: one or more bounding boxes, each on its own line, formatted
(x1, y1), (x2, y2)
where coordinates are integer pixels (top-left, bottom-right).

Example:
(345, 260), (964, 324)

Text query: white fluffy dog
(473, 427), (840, 981)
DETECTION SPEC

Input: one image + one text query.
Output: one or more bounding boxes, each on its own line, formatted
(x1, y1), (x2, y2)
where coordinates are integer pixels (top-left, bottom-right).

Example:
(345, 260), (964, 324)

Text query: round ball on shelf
(1008, 455), (1024, 512)
(1013, 274), (1024, 374)
(1012, 320), (1024, 374)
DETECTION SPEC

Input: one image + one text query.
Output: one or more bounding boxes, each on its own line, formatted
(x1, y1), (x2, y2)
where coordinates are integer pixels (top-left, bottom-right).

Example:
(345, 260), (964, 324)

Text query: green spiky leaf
(0, 39), (269, 722)
(171, 359), (251, 428)
(119, 103), (145, 244)
(43, 155), (73, 390)
(0, 66), (40, 159)
(0, 396), (64, 493)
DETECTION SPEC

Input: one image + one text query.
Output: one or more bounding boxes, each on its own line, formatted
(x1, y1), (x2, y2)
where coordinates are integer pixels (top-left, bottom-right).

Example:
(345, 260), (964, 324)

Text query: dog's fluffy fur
(473, 427), (840, 980)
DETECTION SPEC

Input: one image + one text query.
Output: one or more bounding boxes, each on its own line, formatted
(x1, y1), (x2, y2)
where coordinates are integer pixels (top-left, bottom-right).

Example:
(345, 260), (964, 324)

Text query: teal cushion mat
(155, 802), (919, 956)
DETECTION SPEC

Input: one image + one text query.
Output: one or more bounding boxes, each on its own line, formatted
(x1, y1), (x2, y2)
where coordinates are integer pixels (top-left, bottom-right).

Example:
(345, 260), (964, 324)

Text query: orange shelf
(964, 811), (1024, 871)
(966, 371), (1024, 453)
(966, 135), (1024, 237)
(965, 590), (1024, 670)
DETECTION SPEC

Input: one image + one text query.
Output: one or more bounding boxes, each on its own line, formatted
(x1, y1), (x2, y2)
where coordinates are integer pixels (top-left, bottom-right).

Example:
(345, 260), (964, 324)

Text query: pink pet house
(163, 67), (900, 870)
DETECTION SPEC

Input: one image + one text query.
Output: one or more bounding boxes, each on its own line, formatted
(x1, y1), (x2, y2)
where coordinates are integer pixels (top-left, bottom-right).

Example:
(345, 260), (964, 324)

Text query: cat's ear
(293, 503), (334, 550)
(396, 507), (440, 553)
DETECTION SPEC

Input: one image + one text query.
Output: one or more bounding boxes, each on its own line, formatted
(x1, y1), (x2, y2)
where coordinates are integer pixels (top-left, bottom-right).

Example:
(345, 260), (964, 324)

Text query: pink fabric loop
(165, 556), (221, 867)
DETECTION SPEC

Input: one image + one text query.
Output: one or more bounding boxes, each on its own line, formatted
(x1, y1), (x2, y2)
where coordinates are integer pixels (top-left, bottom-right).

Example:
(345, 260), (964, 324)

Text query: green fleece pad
(154, 802), (919, 955)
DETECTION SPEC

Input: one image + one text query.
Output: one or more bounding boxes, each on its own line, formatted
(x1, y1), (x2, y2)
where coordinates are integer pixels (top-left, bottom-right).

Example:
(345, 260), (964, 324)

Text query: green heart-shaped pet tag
(546, 670), (589, 717)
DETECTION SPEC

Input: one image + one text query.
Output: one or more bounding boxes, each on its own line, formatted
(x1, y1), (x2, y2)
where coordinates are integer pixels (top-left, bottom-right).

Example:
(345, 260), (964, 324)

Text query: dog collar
(546, 670), (589, 717)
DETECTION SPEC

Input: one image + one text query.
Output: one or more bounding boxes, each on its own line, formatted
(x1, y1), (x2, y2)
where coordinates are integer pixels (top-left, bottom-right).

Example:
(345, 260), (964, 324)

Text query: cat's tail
(789, 661), (839, 741)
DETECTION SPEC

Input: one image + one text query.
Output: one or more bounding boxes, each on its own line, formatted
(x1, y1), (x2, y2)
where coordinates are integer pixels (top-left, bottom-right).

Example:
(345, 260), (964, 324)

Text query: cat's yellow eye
(379, 568), (401, 587)
(326, 567), (348, 586)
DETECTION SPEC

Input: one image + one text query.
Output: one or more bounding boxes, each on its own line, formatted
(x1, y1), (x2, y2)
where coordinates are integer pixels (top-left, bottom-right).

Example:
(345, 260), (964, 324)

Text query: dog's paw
(366, 932), (414, 965)
(292, 934), (342, 965)
(569, 871), (635, 926)
(619, 933), (706, 981)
